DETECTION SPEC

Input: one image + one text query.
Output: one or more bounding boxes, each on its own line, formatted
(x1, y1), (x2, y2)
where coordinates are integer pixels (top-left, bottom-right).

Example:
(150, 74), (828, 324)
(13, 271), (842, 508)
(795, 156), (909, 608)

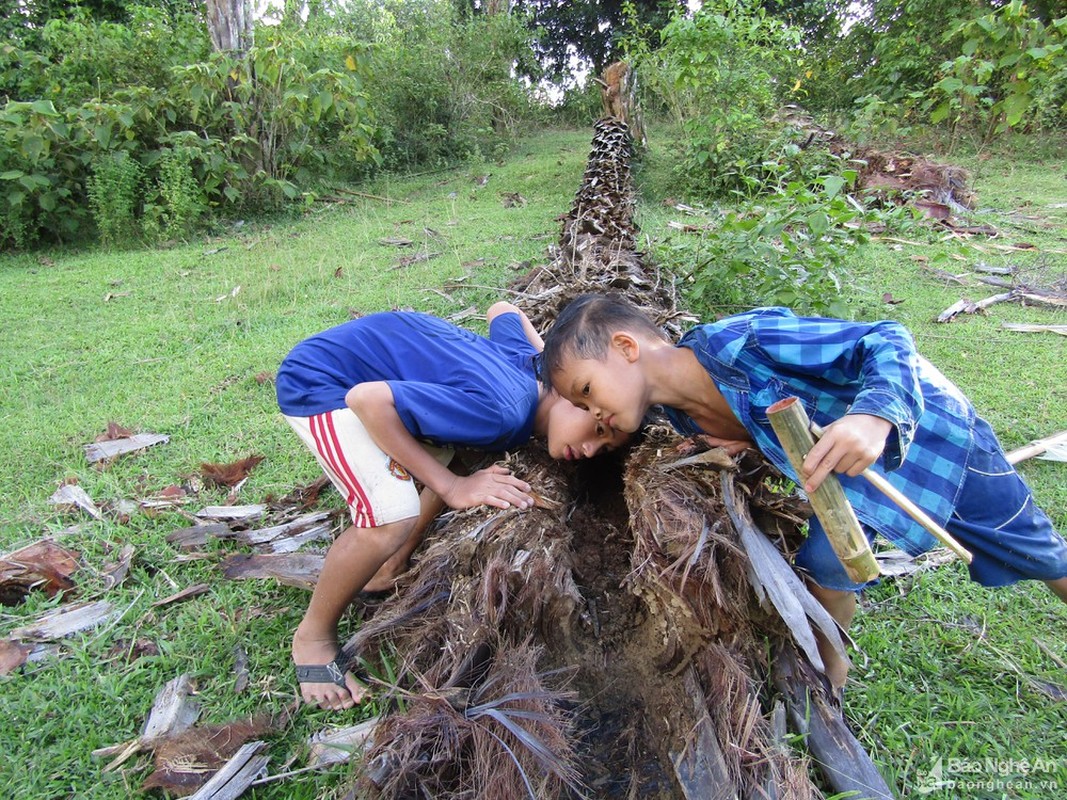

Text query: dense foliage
(0, 0), (1063, 250)
(0, 0), (533, 248)
(798, 0), (1066, 143)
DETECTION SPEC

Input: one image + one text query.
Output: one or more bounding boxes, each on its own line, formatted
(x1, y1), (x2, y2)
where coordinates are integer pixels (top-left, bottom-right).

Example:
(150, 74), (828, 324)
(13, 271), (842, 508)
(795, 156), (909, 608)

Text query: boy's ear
(610, 331), (640, 363)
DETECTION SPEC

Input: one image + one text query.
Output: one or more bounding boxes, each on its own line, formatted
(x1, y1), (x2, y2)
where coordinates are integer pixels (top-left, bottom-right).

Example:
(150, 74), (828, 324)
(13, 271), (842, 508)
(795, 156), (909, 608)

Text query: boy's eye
(595, 423), (605, 436)
(581, 383), (590, 397)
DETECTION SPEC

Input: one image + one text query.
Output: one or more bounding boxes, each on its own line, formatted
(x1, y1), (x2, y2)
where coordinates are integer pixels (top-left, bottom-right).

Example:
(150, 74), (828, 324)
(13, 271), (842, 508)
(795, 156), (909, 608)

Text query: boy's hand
(442, 465), (534, 511)
(801, 413), (892, 493)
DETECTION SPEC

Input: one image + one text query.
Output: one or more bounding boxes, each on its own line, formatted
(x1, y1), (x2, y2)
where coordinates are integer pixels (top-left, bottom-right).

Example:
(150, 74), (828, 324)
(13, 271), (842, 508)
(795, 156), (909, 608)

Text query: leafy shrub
(549, 82), (604, 128)
(661, 172), (866, 317)
(628, 0), (805, 199)
(2, 6), (210, 106)
(142, 144), (207, 242)
(0, 21), (378, 248)
(335, 0), (536, 170)
(173, 28), (379, 203)
(88, 151), (142, 246)
(925, 1), (1067, 140)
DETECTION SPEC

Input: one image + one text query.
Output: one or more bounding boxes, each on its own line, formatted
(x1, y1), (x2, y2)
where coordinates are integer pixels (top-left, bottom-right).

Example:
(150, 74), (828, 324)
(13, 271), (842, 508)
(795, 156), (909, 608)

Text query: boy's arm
(347, 382), (534, 510)
(751, 314), (925, 490)
(487, 301), (543, 351)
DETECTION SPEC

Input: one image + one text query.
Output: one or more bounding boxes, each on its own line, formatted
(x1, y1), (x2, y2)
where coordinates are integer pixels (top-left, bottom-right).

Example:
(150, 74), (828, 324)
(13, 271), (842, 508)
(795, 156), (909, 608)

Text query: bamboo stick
(1005, 430), (1067, 465)
(767, 398), (880, 583)
(807, 421), (973, 564)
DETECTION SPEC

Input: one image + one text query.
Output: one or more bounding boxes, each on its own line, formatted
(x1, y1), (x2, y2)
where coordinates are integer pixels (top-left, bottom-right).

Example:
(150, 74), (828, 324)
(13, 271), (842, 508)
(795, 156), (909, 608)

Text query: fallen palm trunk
(340, 114), (892, 798)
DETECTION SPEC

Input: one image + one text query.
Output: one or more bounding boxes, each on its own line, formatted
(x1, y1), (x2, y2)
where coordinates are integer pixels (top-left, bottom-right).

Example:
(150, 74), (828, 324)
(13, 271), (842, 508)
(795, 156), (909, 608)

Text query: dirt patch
(539, 458), (689, 797)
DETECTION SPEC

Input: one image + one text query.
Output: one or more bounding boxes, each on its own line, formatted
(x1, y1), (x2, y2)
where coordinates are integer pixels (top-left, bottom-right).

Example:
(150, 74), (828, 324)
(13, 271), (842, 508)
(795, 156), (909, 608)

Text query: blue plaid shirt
(664, 308), (976, 556)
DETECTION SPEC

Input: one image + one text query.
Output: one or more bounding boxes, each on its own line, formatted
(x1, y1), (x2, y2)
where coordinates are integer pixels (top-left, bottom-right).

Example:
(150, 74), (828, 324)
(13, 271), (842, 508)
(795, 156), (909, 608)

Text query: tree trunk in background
(598, 61), (646, 147)
(205, 0), (252, 56)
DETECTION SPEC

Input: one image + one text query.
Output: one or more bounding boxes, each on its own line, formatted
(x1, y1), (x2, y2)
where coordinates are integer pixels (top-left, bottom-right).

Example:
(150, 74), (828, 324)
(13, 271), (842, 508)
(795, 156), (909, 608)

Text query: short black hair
(540, 293), (667, 385)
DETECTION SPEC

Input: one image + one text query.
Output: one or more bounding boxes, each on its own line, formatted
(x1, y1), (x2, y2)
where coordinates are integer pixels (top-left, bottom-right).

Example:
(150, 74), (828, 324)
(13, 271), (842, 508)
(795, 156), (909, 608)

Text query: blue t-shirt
(276, 311), (539, 451)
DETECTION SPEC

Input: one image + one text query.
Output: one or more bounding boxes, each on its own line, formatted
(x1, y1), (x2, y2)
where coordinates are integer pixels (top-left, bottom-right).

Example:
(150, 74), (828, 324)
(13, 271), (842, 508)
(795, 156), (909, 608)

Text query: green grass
(1, 124), (1064, 799)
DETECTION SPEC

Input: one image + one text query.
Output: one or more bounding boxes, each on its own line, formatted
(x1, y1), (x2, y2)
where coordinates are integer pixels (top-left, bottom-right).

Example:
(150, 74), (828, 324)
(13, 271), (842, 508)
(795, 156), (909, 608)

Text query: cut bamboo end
(767, 398), (880, 584)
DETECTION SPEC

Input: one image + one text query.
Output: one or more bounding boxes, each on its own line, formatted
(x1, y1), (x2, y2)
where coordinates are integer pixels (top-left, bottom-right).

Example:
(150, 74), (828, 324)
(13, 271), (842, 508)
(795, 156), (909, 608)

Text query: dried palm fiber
(773, 104), (975, 209)
(622, 427), (819, 798)
(348, 115), (890, 799)
(363, 636), (582, 800)
(510, 117), (694, 338)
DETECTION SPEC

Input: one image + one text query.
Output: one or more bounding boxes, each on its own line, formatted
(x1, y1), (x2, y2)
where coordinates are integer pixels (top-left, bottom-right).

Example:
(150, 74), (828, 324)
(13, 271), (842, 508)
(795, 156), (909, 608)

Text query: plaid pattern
(665, 307), (977, 556)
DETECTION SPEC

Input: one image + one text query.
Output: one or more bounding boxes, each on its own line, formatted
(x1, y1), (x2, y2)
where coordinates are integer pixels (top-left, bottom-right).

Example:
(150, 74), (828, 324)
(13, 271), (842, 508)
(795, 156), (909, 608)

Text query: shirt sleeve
(488, 311), (540, 357)
(750, 313), (925, 469)
(388, 381), (519, 450)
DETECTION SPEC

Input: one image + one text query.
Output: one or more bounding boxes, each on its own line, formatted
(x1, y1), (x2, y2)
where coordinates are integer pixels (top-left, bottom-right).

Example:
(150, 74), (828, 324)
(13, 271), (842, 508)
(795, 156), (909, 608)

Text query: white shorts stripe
(283, 408), (453, 528)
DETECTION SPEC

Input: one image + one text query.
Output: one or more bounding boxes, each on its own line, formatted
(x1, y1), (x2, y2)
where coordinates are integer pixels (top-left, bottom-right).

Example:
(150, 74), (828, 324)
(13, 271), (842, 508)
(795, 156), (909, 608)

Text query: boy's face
(550, 334), (648, 435)
(545, 400), (629, 460)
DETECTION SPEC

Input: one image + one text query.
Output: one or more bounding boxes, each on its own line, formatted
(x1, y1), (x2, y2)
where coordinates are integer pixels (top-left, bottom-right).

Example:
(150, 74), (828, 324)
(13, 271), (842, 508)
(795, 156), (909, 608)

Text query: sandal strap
(295, 653), (350, 688)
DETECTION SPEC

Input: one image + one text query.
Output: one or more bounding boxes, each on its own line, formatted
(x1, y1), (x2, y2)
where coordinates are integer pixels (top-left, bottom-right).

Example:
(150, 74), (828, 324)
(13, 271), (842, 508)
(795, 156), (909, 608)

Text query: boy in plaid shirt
(541, 294), (1067, 686)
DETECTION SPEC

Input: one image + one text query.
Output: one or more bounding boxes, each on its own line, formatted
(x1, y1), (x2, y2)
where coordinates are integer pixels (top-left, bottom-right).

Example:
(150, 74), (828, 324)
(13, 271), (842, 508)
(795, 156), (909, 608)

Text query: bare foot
(292, 628), (368, 710)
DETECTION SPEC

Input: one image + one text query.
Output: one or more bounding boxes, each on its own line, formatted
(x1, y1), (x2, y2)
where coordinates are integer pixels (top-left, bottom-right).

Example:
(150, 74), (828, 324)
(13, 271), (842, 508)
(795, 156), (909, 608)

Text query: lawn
(0, 125), (1064, 799)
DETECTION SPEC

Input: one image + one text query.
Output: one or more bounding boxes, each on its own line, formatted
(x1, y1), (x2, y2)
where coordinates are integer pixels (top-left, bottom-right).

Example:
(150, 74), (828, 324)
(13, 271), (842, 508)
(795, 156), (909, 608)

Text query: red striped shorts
(283, 409), (454, 528)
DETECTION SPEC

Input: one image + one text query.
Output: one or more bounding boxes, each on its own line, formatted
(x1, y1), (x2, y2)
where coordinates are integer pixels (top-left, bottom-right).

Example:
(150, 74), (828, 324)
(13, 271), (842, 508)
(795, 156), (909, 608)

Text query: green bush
(88, 150), (142, 246)
(629, 0), (805, 199)
(661, 172), (867, 317)
(0, 22), (378, 248)
(2, 6), (210, 106)
(142, 144), (207, 241)
(925, 2), (1067, 141)
(334, 0), (536, 170)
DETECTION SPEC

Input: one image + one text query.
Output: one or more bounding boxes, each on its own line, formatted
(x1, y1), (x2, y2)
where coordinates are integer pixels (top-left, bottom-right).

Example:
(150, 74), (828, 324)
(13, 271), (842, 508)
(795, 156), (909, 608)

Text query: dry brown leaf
(254, 371), (274, 385)
(220, 552), (324, 590)
(96, 422), (135, 442)
(200, 455), (265, 488)
(105, 637), (160, 664)
(0, 540), (80, 605)
(0, 639), (31, 675)
(101, 543), (135, 591)
(141, 717), (275, 796)
(265, 475), (333, 512)
(151, 583), (211, 608)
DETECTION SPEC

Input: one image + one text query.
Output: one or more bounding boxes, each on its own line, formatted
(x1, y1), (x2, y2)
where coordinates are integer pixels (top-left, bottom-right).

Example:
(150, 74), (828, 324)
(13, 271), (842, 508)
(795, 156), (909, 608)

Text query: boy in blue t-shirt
(276, 302), (624, 709)
(540, 294), (1067, 688)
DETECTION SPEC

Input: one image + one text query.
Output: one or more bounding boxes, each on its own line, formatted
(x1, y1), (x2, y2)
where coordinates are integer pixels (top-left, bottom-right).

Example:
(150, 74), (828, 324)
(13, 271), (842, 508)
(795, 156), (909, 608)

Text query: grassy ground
(0, 125), (1064, 798)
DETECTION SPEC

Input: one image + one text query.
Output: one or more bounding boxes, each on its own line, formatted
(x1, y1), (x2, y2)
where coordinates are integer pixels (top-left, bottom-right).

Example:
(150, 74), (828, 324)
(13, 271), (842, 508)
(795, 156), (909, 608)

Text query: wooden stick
(808, 421), (973, 564)
(329, 186), (411, 204)
(1005, 430), (1067, 465)
(767, 398), (880, 583)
